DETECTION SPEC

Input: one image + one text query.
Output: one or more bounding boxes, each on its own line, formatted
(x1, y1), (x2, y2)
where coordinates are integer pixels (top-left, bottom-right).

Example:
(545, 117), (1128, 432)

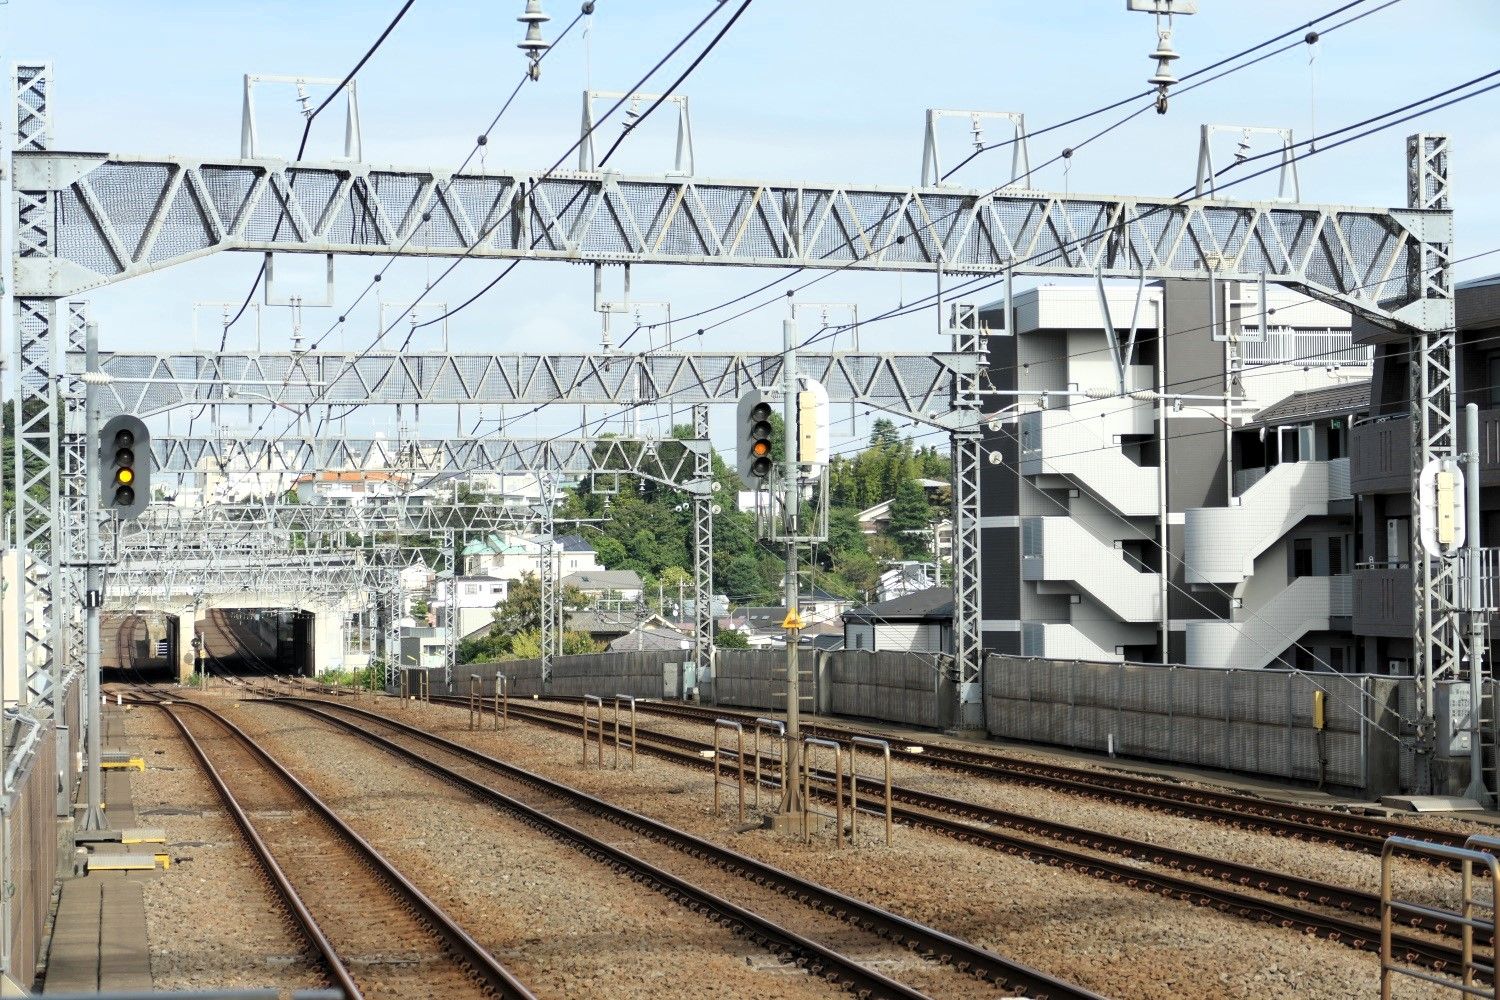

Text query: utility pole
(1463, 403), (1490, 805)
(81, 323), (106, 831)
(779, 315), (804, 820)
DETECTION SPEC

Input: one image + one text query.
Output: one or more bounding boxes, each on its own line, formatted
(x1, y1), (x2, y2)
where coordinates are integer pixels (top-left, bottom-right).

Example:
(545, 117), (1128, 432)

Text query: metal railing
(612, 695), (637, 769)
(580, 695), (605, 767)
(713, 719), (746, 823)
(494, 672), (508, 730)
(1380, 835), (1497, 999)
(751, 717), (787, 812)
(801, 736), (846, 848)
(849, 736), (893, 847)
(1240, 327), (1372, 366)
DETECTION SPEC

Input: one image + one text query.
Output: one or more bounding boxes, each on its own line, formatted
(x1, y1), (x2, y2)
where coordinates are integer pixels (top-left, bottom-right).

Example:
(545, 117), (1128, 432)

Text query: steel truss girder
(147, 434), (710, 491)
(107, 553), (376, 604)
(14, 152), (1444, 329)
(78, 350), (976, 423)
(120, 499), (545, 536)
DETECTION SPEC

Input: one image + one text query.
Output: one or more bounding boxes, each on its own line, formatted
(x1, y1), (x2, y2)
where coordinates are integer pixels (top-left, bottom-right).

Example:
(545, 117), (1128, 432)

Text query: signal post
(80, 323), (148, 831)
(738, 314), (829, 830)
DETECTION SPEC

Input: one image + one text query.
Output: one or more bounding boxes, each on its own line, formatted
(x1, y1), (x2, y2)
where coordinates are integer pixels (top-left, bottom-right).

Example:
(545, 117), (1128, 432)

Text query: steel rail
(417, 693), (1483, 979)
(538, 695), (1469, 855)
(149, 695), (538, 1000)
(144, 692), (364, 1000)
(273, 695), (1103, 1000)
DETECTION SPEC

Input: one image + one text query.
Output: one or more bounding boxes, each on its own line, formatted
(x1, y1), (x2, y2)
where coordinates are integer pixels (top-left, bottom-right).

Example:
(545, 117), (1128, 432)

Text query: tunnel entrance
(101, 611), (180, 682)
(198, 607), (315, 677)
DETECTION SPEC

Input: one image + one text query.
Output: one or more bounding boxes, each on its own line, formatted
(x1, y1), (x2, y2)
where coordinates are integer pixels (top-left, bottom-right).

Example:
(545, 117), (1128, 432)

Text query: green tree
(869, 418), (901, 449)
(886, 478), (933, 559)
(714, 629), (750, 649)
(722, 553), (768, 603)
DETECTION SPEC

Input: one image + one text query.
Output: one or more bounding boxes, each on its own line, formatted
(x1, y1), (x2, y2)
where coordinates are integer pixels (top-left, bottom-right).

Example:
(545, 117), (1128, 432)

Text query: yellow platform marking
(100, 757), (145, 771)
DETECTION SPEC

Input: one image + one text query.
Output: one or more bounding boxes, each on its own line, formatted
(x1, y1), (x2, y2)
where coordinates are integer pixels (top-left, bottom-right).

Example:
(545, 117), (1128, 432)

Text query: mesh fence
(984, 654), (1395, 791)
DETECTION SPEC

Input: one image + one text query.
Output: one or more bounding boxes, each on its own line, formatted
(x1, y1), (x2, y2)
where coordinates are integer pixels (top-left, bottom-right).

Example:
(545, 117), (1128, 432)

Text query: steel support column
(1406, 133), (1458, 787)
(441, 529), (456, 688)
(949, 305), (985, 728)
(691, 404), (714, 689)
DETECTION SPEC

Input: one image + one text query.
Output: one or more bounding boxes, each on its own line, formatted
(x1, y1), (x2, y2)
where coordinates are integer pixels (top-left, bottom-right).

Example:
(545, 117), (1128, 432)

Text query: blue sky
(4, 0), (1498, 445)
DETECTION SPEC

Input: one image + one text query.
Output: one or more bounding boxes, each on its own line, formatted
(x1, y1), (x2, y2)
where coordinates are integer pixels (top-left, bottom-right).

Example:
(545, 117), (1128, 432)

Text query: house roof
(562, 569), (643, 590)
(555, 533), (595, 553)
(294, 470), (406, 485)
(568, 609), (672, 638)
(842, 586), (953, 623)
(1249, 380), (1370, 429)
(607, 624), (693, 652)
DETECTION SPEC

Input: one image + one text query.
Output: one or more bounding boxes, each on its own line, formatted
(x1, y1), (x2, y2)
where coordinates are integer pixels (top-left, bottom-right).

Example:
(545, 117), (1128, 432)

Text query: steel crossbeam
(11, 152), (1445, 331)
(145, 434), (710, 490)
(78, 349), (977, 425)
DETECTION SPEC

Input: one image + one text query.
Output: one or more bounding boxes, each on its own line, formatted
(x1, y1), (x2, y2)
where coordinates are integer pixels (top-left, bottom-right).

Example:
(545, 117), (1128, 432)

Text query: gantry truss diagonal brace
(11, 150), (1450, 335)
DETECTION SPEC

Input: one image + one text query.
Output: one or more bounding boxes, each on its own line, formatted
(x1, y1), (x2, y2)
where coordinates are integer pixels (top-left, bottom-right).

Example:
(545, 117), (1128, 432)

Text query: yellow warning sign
(781, 610), (806, 630)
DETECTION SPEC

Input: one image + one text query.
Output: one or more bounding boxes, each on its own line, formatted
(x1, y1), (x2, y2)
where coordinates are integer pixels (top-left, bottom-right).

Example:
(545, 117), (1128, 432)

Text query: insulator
(1235, 131), (1253, 163)
(1147, 27), (1179, 87)
(518, 0), (552, 79)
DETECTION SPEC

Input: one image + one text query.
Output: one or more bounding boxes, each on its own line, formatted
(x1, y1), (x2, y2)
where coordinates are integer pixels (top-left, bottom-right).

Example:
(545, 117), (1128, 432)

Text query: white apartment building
(433, 575), (510, 640)
(979, 279), (1367, 665)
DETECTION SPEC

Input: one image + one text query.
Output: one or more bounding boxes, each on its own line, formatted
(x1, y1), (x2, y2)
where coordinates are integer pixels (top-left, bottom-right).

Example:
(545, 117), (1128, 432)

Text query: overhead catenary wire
(258, 3), (1471, 463)
(631, 0), (1407, 340)
(251, 0), (752, 449)
(185, 0), (419, 439)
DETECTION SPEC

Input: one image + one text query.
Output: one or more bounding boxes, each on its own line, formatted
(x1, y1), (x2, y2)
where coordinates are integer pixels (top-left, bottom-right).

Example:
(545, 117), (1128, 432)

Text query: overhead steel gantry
(11, 64), (1454, 742)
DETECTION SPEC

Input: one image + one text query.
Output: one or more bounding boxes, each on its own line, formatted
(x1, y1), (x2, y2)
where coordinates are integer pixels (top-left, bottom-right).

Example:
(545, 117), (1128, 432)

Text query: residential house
(432, 575), (510, 641)
(462, 532), (603, 581)
(842, 587), (953, 654)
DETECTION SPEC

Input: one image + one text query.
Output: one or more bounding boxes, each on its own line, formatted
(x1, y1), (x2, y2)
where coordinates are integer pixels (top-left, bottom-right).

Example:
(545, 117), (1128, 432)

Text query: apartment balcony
(1353, 549), (1500, 638)
(1352, 407), (1500, 495)
(1184, 458), (1351, 585)
(1352, 564), (1411, 638)
(1186, 575), (1352, 670)
(1022, 515), (1161, 623)
(1020, 621), (1158, 662)
(1018, 402), (1160, 517)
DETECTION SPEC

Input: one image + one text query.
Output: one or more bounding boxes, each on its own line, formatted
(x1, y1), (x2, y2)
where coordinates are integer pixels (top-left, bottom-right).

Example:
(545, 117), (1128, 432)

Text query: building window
(1292, 538), (1314, 578)
(1327, 536), (1344, 576)
(1487, 351), (1500, 408)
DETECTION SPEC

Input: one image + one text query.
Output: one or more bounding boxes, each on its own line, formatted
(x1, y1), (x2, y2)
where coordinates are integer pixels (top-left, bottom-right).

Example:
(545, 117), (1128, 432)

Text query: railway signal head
(99, 414), (150, 519)
(737, 390), (775, 483)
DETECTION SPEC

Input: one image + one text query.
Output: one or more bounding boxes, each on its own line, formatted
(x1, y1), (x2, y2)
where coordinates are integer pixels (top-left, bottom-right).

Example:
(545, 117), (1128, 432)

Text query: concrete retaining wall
(827, 651), (953, 730)
(983, 654), (1402, 794)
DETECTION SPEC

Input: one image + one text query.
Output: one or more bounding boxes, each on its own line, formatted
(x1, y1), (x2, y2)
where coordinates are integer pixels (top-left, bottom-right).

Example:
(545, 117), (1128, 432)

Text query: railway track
(144, 693), (537, 1000)
(386, 691), (1486, 979)
(269, 695), (1102, 1000)
(530, 694), (1473, 855)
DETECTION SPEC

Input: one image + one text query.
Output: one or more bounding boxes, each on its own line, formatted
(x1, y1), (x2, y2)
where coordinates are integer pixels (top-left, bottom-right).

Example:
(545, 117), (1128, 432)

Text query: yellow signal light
(116, 468), (135, 486)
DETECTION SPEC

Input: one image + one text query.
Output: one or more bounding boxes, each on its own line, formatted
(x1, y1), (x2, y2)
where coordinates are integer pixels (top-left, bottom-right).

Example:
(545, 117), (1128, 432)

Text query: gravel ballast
(329, 692), (1460, 1000)
(120, 702), (324, 993)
